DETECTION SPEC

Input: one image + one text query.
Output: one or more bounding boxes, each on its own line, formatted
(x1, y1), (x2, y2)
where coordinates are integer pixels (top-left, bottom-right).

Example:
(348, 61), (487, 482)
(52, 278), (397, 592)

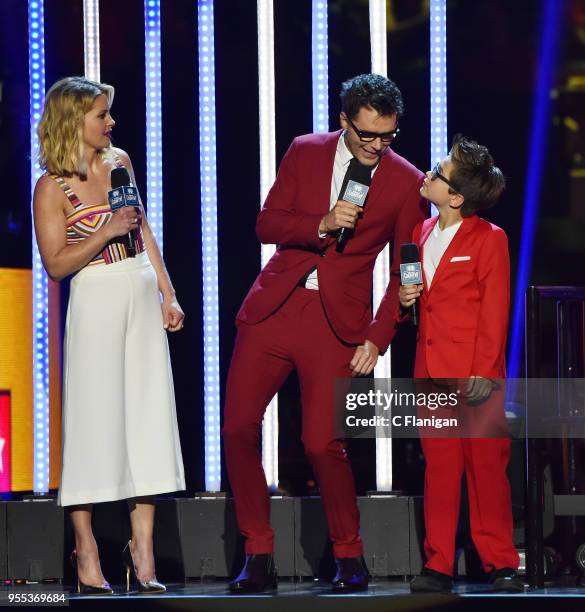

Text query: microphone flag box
(400, 262), (423, 285)
(343, 180), (369, 207)
(108, 186), (139, 211)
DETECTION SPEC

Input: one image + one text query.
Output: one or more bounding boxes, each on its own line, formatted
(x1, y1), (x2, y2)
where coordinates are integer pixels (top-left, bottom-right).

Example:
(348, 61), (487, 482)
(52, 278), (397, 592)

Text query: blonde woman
(33, 77), (185, 594)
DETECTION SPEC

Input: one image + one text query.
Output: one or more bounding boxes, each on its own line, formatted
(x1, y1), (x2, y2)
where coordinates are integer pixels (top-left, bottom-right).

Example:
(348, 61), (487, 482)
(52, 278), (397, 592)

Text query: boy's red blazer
(413, 215), (510, 379)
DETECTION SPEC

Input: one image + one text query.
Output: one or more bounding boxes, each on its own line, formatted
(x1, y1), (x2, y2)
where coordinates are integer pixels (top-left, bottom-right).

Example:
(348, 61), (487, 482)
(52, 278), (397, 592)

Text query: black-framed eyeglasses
(346, 115), (400, 143)
(431, 162), (461, 193)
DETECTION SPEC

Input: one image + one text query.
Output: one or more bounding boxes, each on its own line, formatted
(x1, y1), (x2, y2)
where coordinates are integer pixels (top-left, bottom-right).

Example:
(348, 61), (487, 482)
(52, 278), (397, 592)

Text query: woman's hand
(105, 207), (142, 240)
(399, 283), (422, 307)
(161, 297), (185, 332)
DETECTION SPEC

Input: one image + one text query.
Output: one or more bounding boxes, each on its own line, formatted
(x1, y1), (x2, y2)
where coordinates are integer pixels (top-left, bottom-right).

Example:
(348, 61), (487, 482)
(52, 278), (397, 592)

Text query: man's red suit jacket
(236, 130), (426, 355)
(413, 215), (510, 379)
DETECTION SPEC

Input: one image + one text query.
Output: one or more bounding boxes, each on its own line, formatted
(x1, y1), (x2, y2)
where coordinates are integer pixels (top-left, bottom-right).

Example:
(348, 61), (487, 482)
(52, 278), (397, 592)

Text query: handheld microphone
(336, 159), (373, 252)
(108, 167), (139, 256)
(400, 243), (423, 326)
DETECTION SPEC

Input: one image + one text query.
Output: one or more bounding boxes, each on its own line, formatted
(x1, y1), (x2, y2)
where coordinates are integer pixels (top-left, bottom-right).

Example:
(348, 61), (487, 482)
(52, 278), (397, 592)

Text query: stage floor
(2, 580), (585, 611)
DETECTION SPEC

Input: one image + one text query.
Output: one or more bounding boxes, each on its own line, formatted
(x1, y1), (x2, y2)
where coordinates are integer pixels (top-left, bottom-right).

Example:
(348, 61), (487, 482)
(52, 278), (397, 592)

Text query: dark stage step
(1, 495), (525, 584)
(1, 496), (422, 582)
(2, 580), (585, 612)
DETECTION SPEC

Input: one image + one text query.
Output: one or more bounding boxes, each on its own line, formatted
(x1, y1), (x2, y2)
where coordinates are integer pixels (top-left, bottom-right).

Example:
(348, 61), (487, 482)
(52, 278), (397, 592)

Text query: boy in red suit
(400, 136), (523, 593)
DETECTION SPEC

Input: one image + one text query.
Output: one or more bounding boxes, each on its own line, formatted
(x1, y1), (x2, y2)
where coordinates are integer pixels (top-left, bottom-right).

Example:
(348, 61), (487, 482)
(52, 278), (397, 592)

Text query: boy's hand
(399, 284), (422, 307)
(465, 376), (493, 403)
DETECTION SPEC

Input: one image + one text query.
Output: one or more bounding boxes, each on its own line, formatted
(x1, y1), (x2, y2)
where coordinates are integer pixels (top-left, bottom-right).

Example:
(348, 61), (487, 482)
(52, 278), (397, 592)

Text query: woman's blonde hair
(38, 76), (114, 178)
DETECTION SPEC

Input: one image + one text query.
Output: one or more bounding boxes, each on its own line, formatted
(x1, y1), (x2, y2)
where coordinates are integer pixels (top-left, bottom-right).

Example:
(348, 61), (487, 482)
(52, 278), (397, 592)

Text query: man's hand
(465, 376), (493, 403)
(350, 340), (379, 377)
(319, 201), (361, 234)
(399, 284), (422, 308)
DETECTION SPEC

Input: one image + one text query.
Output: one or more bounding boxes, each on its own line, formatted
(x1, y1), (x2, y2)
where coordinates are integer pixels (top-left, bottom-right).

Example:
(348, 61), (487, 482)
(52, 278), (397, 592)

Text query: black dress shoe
(229, 554), (277, 594)
(410, 568), (453, 593)
(490, 567), (524, 593)
(331, 557), (369, 593)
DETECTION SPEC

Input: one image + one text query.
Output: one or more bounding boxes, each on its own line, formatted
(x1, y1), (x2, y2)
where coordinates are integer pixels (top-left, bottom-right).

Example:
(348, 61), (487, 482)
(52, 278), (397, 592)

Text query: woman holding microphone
(33, 77), (185, 594)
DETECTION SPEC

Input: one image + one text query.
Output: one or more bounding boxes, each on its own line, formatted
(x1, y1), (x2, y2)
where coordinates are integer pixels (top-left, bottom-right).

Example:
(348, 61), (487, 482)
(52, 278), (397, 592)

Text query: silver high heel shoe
(122, 540), (166, 593)
(70, 551), (114, 595)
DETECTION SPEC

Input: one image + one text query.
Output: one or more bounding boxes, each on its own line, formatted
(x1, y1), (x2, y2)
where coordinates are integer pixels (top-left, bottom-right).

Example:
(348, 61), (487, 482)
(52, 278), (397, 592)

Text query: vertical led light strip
(369, 0), (392, 492)
(369, 0), (387, 75)
(430, 0), (447, 214)
(28, 0), (48, 493)
(198, 0), (221, 492)
(144, 0), (164, 250)
(312, 0), (328, 132)
(258, 0), (278, 489)
(83, 0), (100, 81)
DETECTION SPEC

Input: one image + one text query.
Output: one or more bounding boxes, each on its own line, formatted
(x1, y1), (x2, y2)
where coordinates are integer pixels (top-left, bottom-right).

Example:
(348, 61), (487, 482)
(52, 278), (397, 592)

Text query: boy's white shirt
(423, 220), (464, 287)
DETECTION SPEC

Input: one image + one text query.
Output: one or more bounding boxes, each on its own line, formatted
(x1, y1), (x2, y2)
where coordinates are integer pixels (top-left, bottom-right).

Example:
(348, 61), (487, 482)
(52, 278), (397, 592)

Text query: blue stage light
(312, 0), (328, 133)
(369, 0), (387, 76)
(430, 0), (447, 175)
(507, 0), (563, 381)
(257, 0), (279, 490)
(144, 0), (164, 249)
(368, 0), (394, 492)
(83, 0), (100, 81)
(28, 0), (48, 494)
(198, 0), (221, 492)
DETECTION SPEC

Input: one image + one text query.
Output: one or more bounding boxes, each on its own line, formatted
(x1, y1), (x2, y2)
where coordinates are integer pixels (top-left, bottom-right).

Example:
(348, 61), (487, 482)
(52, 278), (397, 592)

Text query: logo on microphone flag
(344, 180), (369, 207)
(400, 262), (423, 285)
(108, 186), (139, 211)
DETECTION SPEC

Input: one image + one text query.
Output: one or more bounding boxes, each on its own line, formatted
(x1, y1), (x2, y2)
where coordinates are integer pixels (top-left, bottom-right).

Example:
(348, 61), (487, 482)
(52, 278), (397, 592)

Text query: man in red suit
(400, 136), (522, 593)
(224, 74), (426, 593)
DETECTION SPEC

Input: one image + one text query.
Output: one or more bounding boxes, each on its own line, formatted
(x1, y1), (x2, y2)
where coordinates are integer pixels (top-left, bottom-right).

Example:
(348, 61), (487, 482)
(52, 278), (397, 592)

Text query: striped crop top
(49, 158), (145, 266)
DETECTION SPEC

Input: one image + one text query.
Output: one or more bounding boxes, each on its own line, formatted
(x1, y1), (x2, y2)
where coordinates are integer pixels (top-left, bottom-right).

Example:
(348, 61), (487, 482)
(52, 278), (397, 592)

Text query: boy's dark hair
(340, 73), (404, 120)
(449, 135), (505, 217)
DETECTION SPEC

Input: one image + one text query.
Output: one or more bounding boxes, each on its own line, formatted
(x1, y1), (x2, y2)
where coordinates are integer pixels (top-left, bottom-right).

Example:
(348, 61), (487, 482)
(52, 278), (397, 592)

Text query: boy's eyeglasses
(431, 162), (461, 193)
